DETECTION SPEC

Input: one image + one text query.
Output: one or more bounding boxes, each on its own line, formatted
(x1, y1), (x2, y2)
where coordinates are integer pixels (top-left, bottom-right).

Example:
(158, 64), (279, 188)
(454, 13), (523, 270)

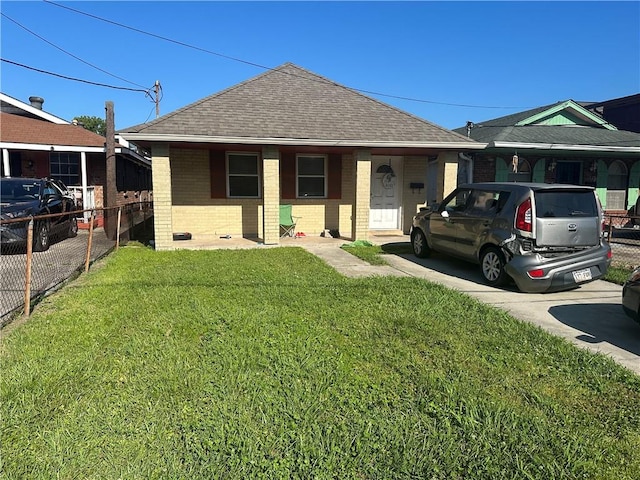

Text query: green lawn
(1, 247), (639, 479)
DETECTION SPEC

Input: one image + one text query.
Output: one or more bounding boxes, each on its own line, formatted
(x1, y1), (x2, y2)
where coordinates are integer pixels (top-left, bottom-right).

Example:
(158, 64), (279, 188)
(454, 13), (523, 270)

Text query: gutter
(118, 133), (487, 150)
(491, 141), (640, 154)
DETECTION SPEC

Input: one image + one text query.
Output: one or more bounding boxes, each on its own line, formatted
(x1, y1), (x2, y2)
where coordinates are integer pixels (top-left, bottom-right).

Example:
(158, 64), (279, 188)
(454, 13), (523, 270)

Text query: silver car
(411, 182), (612, 293)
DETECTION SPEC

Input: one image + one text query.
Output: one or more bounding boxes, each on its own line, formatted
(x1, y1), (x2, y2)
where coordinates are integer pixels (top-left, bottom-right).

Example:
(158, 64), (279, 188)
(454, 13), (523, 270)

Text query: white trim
(0, 142), (104, 153)
(119, 133), (486, 150)
(0, 92), (69, 124)
(491, 141), (640, 153)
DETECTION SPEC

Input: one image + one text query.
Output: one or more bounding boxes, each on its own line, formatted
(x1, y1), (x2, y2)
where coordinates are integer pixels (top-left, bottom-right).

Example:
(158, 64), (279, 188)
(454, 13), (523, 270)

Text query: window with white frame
(227, 153), (260, 198)
(50, 152), (80, 186)
(297, 155), (326, 197)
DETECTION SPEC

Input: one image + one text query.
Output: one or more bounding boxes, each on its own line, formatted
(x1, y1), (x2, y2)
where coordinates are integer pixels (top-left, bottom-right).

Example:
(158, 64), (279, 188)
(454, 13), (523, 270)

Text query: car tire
(411, 229), (431, 258)
(68, 216), (78, 238)
(33, 221), (50, 252)
(480, 246), (508, 287)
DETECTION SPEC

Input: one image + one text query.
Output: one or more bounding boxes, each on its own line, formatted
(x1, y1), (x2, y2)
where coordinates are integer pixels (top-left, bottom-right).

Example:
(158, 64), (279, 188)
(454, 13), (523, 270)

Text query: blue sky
(1, 1), (639, 131)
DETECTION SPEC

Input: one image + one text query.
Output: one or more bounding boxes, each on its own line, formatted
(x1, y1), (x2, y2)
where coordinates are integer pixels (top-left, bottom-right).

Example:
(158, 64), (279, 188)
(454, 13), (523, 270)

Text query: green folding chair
(279, 204), (299, 237)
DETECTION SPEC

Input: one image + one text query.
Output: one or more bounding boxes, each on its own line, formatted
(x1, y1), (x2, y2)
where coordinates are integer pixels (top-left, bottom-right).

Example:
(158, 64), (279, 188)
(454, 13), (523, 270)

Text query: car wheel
(411, 229), (431, 258)
(68, 216), (78, 238)
(33, 221), (50, 252)
(480, 246), (508, 287)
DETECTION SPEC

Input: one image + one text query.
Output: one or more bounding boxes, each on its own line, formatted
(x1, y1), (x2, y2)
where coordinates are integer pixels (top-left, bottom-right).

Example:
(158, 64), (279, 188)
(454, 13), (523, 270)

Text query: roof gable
(120, 63), (476, 146)
(515, 100), (616, 129)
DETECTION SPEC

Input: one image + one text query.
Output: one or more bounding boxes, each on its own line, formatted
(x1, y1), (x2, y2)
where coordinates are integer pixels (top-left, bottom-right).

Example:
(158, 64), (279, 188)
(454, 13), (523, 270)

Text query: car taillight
(516, 197), (532, 232)
(528, 269), (545, 278)
(607, 250), (613, 259)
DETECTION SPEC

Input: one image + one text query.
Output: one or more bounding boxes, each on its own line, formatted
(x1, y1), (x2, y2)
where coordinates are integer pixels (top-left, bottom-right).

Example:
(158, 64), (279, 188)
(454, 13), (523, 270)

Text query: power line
(1, 12), (149, 90)
(42, 0), (530, 110)
(1, 58), (150, 93)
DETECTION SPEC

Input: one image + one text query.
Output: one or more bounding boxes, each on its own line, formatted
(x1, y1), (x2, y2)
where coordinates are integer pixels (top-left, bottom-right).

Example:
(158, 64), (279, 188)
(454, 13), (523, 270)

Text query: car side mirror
(441, 210), (450, 220)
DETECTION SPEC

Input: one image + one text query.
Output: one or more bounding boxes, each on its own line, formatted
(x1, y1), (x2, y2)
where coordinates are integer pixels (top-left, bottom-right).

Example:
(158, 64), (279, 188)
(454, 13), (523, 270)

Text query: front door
(370, 156), (402, 230)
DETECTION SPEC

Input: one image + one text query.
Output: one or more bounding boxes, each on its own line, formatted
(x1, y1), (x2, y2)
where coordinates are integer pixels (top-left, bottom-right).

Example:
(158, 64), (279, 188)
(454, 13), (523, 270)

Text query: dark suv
(411, 182), (612, 293)
(1, 177), (78, 252)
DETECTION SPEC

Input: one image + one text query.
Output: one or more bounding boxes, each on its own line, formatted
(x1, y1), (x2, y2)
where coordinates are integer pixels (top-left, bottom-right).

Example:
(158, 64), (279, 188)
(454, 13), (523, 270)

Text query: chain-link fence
(1, 202), (153, 327)
(604, 212), (640, 268)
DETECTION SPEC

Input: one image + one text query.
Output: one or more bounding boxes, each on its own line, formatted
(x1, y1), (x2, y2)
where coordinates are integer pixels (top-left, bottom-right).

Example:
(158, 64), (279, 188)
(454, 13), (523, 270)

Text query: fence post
(85, 210), (95, 272)
(24, 218), (33, 316)
(116, 207), (122, 250)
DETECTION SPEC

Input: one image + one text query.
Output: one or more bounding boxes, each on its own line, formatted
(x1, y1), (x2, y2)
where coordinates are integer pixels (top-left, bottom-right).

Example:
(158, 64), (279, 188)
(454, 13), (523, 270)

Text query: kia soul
(410, 182), (612, 293)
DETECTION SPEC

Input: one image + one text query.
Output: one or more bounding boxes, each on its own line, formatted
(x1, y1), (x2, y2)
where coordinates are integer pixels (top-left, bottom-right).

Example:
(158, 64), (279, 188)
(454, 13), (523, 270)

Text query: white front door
(369, 156), (402, 230)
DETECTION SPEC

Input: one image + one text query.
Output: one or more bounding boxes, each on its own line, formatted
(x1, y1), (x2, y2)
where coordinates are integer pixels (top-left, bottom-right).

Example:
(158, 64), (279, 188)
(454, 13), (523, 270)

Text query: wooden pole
(85, 211), (95, 272)
(104, 101), (117, 240)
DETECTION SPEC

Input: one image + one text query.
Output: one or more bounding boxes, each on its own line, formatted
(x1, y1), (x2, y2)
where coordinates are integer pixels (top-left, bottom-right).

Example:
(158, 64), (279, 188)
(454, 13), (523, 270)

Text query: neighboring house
(454, 99), (640, 217)
(117, 63), (484, 250)
(584, 93), (640, 134)
(0, 93), (152, 225)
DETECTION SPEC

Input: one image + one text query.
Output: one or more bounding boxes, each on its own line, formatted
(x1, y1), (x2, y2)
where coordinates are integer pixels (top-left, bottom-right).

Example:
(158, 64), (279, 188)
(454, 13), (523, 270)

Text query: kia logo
(568, 223), (577, 231)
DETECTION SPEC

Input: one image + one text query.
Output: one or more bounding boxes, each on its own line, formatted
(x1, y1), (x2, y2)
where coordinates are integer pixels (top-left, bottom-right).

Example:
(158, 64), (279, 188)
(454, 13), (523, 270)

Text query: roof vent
(29, 96), (44, 110)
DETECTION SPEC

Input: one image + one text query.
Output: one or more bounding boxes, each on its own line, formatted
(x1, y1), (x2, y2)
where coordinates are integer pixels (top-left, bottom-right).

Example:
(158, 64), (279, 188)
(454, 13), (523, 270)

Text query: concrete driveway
(303, 237), (640, 375)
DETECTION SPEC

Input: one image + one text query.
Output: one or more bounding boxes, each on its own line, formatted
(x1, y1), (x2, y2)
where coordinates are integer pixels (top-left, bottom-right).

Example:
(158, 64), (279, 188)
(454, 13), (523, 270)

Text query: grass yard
(1, 246), (639, 479)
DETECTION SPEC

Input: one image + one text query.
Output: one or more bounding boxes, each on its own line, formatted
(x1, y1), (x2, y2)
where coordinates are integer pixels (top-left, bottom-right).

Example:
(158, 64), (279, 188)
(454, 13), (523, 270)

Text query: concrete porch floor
(170, 232), (410, 250)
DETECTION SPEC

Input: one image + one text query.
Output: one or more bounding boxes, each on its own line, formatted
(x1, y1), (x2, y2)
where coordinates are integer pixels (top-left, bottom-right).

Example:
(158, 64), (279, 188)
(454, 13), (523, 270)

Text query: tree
(73, 115), (106, 136)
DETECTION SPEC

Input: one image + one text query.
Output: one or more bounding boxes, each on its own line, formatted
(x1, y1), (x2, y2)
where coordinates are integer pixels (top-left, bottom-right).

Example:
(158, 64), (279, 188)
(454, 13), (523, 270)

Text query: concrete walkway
(304, 235), (640, 376)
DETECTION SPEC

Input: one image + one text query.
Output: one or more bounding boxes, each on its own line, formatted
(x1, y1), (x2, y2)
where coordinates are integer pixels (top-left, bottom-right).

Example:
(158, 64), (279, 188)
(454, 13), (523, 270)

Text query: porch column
(151, 143), (174, 250)
(262, 146), (280, 245)
(2, 149), (9, 177)
(352, 149), (372, 241)
(438, 151), (459, 201)
(80, 151), (89, 223)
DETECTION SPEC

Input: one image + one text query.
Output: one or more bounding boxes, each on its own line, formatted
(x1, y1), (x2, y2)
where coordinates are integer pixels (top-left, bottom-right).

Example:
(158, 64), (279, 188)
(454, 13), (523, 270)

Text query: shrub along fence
(0, 202), (153, 327)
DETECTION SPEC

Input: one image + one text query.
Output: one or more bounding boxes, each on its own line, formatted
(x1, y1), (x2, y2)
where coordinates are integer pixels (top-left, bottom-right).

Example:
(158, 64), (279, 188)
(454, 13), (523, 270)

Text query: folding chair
(279, 204), (299, 237)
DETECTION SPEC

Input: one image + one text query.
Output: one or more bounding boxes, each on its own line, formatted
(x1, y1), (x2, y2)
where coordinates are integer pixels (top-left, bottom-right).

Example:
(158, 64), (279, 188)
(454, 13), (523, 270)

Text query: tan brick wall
(401, 156), (428, 234)
(168, 147), (357, 240)
(151, 143), (174, 250)
(352, 150), (371, 240)
(438, 151), (459, 201)
(262, 146), (280, 244)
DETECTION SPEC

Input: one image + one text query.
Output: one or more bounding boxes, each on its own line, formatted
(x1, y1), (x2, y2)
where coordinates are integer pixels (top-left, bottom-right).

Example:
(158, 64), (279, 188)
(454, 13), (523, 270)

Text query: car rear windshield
(534, 190), (597, 217)
(0, 180), (40, 202)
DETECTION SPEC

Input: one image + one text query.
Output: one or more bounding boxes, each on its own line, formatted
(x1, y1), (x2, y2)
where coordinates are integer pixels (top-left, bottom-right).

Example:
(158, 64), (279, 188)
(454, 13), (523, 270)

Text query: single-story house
(454, 99), (640, 217)
(117, 62), (484, 250)
(0, 92), (152, 224)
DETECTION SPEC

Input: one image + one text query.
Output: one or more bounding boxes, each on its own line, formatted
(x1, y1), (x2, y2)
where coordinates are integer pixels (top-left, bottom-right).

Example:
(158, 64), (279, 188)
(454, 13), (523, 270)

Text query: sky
(1, 1), (639, 132)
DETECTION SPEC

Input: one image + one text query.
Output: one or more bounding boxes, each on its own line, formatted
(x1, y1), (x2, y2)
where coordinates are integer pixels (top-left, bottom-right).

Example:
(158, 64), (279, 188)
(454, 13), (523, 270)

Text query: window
(227, 153), (260, 198)
(606, 160), (627, 210)
(297, 155), (326, 198)
(50, 152), (80, 186)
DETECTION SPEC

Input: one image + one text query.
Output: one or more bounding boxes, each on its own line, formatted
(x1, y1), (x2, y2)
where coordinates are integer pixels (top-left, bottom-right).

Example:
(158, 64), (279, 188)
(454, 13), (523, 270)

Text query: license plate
(572, 268), (592, 283)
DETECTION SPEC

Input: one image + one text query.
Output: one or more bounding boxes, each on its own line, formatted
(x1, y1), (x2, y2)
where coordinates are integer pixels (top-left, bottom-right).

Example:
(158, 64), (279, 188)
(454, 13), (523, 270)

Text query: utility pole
(105, 101), (117, 240)
(155, 80), (161, 118)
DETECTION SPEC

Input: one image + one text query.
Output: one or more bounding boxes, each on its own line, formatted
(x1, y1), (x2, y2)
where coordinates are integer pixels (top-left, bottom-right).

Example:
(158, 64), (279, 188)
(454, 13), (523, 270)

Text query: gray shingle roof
(120, 63), (475, 145)
(453, 101), (640, 148)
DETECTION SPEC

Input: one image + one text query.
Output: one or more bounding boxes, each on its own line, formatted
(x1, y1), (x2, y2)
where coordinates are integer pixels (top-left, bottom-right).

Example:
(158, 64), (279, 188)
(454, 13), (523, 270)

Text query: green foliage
(73, 115), (106, 136)
(1, 248), (639, 479)
(341, 241), (413, 265)
(605, 265), (634, 285)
